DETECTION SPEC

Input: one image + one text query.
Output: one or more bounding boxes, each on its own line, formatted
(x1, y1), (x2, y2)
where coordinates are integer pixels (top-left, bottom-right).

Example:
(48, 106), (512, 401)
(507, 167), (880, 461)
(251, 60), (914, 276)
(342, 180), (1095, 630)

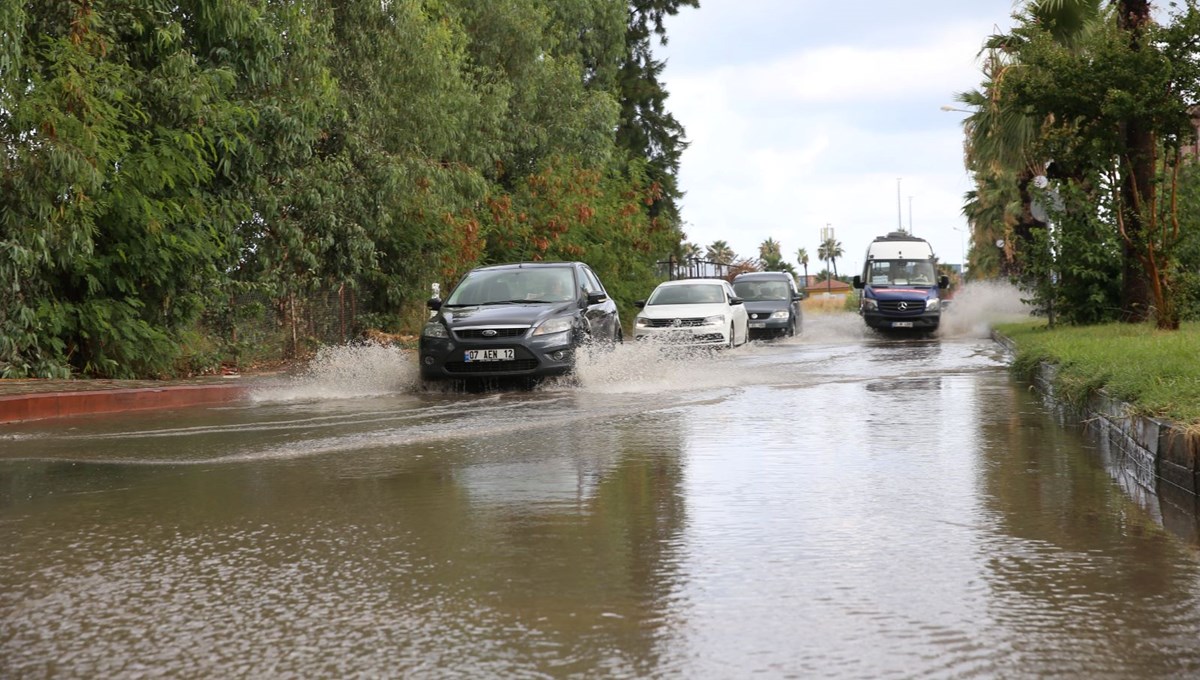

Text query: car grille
(455, 327), (528, 339)
(643, 317), (708, 328)
(878, 300), (925, 314)
(445, 359), (540, 373)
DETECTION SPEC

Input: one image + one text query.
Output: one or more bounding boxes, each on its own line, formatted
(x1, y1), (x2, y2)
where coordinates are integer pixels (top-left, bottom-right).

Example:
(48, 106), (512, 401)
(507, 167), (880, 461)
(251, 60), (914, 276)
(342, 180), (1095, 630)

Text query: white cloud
(657, 7), (1010, 276)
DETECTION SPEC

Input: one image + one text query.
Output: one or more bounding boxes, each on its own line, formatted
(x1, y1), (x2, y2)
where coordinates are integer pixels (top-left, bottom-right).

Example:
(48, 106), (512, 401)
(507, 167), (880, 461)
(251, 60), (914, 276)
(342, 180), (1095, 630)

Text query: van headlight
(422, 321), (449, 338)
(861, 298), (878, 311)
(925, 299), (940, 311)
(532, 317), (573, 336)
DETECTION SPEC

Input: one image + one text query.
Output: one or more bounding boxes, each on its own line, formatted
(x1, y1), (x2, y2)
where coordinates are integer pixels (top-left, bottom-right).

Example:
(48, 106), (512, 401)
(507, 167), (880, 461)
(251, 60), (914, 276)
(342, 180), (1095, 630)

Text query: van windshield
(733, 280), (790, 301)
(865, 260), (936, 287)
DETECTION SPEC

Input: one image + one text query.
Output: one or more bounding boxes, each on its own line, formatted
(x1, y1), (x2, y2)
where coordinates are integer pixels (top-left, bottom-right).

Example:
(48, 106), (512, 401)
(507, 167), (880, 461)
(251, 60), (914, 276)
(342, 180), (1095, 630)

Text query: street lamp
(940, 105), (971, 113)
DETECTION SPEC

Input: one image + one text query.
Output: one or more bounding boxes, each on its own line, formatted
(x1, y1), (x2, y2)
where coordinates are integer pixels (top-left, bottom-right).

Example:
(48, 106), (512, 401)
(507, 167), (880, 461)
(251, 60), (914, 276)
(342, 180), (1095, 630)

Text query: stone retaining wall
(994, 330), (1200, 541)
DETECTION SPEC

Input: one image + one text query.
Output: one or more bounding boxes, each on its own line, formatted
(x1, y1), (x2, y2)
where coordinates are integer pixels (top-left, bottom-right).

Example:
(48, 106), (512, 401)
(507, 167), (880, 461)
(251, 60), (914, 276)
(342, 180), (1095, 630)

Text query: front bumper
(632, 326), (729, 347)
(419, 332), (575, 380)
(747, 316), (791, 336)
(862, 310), (941, 330)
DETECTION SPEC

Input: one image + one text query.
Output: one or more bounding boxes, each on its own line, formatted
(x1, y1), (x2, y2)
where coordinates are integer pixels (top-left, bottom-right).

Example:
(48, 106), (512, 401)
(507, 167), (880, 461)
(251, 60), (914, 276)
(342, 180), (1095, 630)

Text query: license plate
(749, 322), (766, 328)
(892, 321), (914, 328)
(464, 349), (514, 362)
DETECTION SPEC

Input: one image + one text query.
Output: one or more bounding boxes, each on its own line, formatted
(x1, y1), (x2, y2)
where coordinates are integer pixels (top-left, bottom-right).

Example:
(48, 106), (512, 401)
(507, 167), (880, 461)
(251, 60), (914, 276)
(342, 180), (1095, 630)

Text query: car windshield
(646, 283), (725, 305)
(445, 268), (576, 305)
(865, 260), (936, 287)
(733, 280), (789, 301)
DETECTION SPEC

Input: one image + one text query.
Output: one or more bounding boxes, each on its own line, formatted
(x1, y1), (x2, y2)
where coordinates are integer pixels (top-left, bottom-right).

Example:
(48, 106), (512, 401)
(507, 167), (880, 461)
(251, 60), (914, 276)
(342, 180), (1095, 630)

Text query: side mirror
(792, 292), (803, 301)
(938, 275), (950, 289)
(586, 291), (608, 306)
(634, 299), (646, 309)
(729, 296), (743, 305)
(426, 297), (442, 311)
(852, 275), (864, 289)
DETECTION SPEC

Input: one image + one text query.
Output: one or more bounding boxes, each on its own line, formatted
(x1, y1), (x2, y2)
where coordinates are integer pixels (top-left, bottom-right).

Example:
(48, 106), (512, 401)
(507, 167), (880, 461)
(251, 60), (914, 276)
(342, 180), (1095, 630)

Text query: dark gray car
(419, 261), (621, 382)
(731, 271), (803, 339)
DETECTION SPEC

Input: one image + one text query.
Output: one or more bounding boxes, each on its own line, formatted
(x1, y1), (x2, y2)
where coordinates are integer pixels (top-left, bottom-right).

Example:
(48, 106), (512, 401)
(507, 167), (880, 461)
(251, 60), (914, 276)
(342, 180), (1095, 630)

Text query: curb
(0, 383), (252, 425)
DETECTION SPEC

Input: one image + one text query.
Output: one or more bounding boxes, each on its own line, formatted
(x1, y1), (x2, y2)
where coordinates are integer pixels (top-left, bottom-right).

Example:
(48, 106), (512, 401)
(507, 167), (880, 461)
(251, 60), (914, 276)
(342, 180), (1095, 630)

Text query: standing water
(5, 291), (1200, 678)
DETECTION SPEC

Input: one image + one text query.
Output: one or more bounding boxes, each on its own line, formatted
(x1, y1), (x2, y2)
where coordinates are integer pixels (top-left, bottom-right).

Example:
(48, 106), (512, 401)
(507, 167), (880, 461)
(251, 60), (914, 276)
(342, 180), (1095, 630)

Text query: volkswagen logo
(671, 318), (683, 327)
(898, 301), (909, 310)
(482, 329), (498, 337)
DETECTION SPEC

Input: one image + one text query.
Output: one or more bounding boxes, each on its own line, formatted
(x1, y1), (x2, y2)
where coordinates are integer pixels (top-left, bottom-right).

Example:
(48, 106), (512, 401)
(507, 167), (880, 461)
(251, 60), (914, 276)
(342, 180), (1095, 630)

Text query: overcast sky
(654, 0), (1021, 279)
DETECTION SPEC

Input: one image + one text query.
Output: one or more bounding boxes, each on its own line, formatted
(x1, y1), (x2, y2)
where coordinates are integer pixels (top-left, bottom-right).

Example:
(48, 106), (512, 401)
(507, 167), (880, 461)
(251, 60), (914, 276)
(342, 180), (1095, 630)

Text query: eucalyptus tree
(1, 0), (329, 377)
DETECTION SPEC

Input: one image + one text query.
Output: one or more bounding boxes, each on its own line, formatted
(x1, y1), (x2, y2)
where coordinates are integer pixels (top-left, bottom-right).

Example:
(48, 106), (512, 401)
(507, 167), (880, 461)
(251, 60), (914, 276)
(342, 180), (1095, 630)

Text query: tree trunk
(1117, 0), (1155, 322)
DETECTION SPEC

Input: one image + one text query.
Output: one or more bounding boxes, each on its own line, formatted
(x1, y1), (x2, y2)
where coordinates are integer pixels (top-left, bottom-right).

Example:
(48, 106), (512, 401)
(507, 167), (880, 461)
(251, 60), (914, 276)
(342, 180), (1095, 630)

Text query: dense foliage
(956, 0), (1200, 328)
(0, 0), (694, 378)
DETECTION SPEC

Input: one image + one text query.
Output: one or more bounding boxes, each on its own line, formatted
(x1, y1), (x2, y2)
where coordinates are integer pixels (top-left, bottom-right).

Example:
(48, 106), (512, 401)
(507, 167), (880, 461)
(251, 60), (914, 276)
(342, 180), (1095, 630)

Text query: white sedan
(632, 279), (750, 348)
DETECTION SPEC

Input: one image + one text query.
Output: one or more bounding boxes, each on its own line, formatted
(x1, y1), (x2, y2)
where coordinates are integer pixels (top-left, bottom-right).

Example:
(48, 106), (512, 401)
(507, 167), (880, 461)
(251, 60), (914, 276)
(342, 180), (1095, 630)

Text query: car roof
(656, 278), (727, 286)
(733, 272), (792, 281)
(472, 261), (579, 271)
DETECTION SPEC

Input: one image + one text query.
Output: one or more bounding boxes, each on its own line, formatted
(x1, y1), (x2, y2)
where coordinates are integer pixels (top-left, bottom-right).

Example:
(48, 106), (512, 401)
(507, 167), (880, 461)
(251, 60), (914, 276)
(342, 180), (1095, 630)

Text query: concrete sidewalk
(0, 375), (258, 424)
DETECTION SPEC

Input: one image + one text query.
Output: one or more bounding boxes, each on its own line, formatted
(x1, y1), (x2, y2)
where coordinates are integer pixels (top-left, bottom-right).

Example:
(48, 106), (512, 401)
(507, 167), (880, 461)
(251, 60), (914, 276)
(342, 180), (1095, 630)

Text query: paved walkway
(0, 374), (268, 424)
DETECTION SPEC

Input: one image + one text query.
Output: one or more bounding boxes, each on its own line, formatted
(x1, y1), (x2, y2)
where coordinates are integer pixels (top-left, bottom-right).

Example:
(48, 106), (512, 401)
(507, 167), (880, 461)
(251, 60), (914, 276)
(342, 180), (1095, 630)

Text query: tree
(706, 240), (736, 264)
(615, 0), (699, 228)
(796, 247), (810, 285)
(818, 238), (844, 280)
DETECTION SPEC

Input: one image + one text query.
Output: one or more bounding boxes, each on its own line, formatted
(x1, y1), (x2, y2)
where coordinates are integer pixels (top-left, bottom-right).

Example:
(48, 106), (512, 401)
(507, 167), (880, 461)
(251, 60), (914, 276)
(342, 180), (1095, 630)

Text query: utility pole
(908, 196), (913, 236)
(896, 178), (903, 233)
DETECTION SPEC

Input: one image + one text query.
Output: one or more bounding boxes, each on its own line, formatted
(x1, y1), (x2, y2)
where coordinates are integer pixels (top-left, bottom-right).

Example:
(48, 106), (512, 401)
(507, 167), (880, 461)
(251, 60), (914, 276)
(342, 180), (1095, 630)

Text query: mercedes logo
(482, 329), (498, 337)
(898, 302), (908, 310)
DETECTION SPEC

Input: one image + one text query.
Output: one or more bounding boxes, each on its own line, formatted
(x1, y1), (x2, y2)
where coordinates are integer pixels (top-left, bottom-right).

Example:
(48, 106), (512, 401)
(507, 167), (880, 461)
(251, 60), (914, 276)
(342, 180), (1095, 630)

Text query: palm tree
(796, 247), (810, 288)
(817, 238), (843, 293)
(706, 240), (735, 265)
(758, 238), (782, 261)
(681, 241), (703, 261)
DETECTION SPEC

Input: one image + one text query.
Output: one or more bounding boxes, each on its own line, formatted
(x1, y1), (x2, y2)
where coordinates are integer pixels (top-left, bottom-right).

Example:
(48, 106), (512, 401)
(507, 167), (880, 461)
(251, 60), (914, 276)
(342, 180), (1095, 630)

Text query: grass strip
(995, 320), (1200, 426)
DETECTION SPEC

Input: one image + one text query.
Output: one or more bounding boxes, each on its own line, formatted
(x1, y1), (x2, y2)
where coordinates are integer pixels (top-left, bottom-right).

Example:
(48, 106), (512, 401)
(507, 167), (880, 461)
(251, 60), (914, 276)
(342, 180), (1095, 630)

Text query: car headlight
(422, 321), (449, 338)
(925, 298), (940, 311)
(701, 315), (724, 326)
(861, 298), (878, 311)
(635, 316), (652, 328)
(532, 316), (573, 336)
(769, 310), (789, 319)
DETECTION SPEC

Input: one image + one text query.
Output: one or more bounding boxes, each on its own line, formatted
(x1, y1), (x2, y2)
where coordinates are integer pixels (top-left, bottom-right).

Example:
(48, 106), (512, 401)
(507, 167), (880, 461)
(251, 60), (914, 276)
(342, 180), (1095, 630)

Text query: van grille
(878, 300), (925, 314)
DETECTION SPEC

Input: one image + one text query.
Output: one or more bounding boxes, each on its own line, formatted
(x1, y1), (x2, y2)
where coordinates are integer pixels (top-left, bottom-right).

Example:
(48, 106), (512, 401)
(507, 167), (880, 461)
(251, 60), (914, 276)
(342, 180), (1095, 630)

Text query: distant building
(802, 275), (852, 299)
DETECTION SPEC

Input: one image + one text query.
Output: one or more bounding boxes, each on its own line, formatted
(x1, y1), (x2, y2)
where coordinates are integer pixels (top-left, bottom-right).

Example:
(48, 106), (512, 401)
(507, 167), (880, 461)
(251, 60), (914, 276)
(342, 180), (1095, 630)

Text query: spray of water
(938, 280), (1034, 339)
(250, 342), (421, 402)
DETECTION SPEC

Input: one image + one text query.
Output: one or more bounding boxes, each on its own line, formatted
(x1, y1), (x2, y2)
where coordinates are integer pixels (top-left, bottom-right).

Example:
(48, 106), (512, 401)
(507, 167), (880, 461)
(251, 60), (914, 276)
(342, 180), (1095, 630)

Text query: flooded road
(5, 301), (1200, 677)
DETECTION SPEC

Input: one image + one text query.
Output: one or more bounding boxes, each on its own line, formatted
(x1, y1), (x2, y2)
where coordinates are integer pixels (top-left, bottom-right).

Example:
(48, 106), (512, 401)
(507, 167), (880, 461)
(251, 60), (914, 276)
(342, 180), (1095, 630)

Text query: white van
(851, 232), (949, 331)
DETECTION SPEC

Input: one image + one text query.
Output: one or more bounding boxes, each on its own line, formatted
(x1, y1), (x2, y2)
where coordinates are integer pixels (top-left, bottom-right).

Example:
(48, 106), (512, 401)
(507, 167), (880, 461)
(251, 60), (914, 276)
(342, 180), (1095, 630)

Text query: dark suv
(731, 271), (803, 339)
(419, 261), (621, 382)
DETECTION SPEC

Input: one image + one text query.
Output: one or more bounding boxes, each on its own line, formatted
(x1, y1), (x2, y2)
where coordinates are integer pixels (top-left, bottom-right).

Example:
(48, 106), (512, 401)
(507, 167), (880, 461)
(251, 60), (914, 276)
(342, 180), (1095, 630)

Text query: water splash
(250, 342), (420, 402)
(938, 280), (1034, 339)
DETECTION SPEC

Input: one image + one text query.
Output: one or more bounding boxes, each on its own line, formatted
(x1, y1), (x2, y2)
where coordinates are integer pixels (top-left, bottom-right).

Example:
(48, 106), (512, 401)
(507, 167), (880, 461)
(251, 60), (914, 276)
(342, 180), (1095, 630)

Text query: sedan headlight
(701, 315), (724, 326)
(422, 321), (449, 338)
(861, 298), (878, 311)
(769, 310), (789, 319)
(635, 316), (652, 328)
(925, 299), (940, 311)
(532, 316), (573, 336)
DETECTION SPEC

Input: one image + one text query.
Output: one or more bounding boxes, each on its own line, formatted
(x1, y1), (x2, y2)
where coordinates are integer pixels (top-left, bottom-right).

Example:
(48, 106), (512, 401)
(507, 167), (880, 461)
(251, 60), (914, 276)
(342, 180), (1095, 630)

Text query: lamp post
(952, 226), (967, 278)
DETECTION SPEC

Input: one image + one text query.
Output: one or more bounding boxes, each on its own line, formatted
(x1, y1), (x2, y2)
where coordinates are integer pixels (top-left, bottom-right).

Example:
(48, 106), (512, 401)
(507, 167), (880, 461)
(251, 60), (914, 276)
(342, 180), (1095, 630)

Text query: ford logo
(482, 329), (498, 337)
